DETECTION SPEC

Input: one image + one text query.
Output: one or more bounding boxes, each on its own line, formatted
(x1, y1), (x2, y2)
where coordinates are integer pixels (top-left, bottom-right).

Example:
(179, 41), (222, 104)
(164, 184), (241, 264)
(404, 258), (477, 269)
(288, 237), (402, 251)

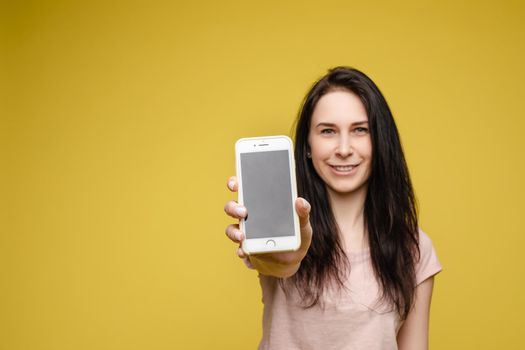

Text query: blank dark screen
(240, 150), (295, 238)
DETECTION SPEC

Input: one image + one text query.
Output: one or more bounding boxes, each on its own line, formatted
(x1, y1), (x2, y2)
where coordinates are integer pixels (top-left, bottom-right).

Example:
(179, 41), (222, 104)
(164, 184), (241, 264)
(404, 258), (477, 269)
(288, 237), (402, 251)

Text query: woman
(224, 67), (441, 350)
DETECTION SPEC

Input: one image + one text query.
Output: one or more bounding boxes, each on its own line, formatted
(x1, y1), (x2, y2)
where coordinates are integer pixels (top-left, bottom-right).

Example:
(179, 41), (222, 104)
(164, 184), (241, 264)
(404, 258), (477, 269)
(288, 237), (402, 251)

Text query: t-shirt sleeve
(415, 229), (442, 285)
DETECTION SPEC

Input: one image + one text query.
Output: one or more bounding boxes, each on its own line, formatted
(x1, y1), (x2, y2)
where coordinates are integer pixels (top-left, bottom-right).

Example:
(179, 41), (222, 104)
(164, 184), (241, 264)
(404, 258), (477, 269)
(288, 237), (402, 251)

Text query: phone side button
(266, 239), (276, 248)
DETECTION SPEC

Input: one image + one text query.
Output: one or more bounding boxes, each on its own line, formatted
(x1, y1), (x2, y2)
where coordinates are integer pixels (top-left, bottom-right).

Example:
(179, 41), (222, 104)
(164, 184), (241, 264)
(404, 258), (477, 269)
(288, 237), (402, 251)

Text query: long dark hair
(290, 67), (420, 319)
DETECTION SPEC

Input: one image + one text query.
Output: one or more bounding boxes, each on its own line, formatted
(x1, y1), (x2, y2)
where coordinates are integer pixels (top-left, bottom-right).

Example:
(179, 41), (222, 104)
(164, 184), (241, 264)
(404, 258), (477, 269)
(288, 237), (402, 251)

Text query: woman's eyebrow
(315, 122), (336, 128)
(315, 121), (368, 127)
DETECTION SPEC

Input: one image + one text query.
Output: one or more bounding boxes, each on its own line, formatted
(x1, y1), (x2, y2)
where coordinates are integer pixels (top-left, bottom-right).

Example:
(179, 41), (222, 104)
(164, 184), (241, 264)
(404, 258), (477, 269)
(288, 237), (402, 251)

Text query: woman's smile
(329, 163), (360, 174)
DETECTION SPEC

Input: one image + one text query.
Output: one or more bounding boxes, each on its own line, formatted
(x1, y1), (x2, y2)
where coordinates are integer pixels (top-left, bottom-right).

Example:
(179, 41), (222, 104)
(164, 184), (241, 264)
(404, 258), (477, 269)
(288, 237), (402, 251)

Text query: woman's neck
(327, 184), (369, 253)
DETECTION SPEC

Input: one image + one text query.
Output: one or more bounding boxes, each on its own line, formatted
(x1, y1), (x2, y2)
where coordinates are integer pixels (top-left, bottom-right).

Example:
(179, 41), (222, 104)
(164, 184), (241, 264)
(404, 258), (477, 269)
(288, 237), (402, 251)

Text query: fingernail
(236, 231), (243, 241)
(302, 199), (310, 211)
(228, 179), (235, 190)
(235, 206), (246, 217)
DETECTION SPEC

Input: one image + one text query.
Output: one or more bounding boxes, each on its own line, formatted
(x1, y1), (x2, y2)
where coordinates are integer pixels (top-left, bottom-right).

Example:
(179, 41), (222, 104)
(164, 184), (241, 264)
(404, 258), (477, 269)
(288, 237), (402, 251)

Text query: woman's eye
(321, 129), (335, 134)
(354, 127), (369, 135)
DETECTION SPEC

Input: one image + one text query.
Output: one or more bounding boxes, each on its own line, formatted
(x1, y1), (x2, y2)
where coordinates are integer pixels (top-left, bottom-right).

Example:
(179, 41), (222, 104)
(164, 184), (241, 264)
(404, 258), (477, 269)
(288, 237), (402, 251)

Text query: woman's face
(308, 89), (372, 197)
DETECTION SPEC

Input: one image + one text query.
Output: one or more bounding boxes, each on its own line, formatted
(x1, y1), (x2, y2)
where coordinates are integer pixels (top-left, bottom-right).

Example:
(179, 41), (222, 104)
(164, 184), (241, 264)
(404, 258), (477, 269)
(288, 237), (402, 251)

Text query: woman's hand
(224, 176), (313, 278)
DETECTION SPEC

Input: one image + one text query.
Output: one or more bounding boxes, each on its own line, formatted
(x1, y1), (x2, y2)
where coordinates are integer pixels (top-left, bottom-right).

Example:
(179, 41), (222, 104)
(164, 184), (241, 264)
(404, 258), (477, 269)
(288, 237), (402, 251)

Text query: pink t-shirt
(258, 230), (442, 350)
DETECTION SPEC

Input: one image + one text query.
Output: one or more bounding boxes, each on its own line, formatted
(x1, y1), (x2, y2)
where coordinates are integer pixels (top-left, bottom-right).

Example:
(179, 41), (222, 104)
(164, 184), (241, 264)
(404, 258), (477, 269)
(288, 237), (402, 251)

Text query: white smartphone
(235, 135), (301, 254)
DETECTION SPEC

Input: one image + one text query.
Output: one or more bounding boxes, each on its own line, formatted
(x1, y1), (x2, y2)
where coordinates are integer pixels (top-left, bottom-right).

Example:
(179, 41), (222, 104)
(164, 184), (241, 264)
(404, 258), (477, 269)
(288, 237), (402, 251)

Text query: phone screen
(240, 150), (295, 239)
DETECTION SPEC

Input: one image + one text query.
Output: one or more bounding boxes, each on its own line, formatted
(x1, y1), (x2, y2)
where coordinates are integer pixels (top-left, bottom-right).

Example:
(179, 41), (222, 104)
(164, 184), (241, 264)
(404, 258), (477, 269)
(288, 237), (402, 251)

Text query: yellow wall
(2, 1), (524, 349)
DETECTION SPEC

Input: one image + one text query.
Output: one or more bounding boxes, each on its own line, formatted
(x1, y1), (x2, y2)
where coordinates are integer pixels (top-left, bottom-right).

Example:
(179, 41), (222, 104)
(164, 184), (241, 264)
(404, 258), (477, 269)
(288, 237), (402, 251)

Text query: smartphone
(235, 135), (301, 254)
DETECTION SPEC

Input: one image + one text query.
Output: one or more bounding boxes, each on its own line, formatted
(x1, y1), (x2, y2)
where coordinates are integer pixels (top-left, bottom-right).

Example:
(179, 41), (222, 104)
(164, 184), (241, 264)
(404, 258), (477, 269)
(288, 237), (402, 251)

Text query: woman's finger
(237, 246), (249, 258)
(226, 176), (238, 192)
(295, 197), (311, 229)
(224, 200), (247, 219)
(295, 197), (313, 253)
(225, 224), (244, 243)
(242, 257), (254, 269)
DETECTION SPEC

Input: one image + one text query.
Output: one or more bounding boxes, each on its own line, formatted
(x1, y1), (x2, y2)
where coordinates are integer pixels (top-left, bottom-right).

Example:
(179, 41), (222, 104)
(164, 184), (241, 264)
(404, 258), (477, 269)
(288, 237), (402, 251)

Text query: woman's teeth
(333, 165), (355, 171)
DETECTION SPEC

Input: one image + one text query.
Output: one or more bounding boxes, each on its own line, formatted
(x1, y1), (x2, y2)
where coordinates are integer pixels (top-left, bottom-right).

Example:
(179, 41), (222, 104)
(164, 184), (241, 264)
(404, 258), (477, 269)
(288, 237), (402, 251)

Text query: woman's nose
(336, 136), (353, 157)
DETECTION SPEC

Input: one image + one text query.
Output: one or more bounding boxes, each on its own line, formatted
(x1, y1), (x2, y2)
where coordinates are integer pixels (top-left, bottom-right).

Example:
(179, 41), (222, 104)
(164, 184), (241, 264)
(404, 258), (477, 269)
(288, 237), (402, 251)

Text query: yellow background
(2, 0), (524, 349)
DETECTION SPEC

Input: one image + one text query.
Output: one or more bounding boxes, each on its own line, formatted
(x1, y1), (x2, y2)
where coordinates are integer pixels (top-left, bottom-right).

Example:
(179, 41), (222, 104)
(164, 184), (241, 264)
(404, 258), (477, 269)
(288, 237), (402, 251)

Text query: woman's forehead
(311, 90), (368, 125)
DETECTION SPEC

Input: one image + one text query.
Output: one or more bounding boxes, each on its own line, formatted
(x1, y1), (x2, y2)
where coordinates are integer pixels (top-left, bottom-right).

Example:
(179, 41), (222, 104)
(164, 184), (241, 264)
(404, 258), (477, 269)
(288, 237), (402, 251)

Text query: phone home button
(266, 239), (276, 248)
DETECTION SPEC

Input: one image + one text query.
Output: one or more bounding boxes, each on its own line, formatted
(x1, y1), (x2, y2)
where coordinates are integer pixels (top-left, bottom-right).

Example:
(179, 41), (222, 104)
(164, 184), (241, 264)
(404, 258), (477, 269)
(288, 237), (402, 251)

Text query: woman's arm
(397, 277), (435, 350)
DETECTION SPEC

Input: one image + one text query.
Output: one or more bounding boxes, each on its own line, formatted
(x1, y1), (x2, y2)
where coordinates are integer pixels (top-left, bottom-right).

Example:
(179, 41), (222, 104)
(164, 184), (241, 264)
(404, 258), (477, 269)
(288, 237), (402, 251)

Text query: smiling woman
(308, 90), (372, 197)
(224, 67), (441, 350)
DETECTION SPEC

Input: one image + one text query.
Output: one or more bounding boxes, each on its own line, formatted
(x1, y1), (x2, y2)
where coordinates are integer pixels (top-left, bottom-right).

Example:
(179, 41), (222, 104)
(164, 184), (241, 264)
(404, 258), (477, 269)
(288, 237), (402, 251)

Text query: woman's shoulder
(417, 228), (435, 252)
(415, 228), (442, 285)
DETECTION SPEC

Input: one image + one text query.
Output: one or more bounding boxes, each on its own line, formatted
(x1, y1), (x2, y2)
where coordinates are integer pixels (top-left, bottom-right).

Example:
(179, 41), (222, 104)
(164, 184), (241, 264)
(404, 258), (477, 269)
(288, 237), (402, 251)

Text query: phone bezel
(235, 135), (301, 254)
